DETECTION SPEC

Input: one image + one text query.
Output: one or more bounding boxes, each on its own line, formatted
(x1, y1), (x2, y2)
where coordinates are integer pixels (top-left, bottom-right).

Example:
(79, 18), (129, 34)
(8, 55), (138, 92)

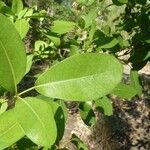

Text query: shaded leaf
(79, 102), (96, 126)
(95, 96), (113, 116)
(112, 0), (128, 6)
(111, 83), (137, 99)
(131, 70), (142, 97)
(35, 53), (123, 101)
(17, 137), (37, 150)
(71, 134), (89, 150)
(99, 38), (118, 49)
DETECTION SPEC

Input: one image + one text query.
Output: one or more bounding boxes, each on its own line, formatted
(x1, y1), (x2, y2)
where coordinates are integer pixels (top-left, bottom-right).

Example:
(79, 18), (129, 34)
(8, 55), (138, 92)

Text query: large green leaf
(15, 97), (57, 147)
(36, 95), (66, 144)
(51, 20), (76, 34)
(0, 110), (24, 150)
(0, 14), (26, 93)
(35, 53), (123, 101)
(0, 97), (57, 149)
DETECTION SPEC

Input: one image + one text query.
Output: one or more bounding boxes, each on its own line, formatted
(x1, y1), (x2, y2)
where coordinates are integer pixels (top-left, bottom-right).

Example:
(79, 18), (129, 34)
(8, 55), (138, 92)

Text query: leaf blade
(0, 14), (26, 92)
(35, 53), (123, 101)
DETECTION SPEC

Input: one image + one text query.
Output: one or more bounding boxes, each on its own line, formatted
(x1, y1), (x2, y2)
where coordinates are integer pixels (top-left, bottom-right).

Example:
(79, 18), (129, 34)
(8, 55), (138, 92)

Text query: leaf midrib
(36, 71), (110, 88)
(0, 40), (17, 93)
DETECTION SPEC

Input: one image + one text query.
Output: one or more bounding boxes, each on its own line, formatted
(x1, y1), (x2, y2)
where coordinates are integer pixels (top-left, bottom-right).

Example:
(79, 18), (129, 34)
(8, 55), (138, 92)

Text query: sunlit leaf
(35, 53), (123, 101)
(0, 14), (26, 93)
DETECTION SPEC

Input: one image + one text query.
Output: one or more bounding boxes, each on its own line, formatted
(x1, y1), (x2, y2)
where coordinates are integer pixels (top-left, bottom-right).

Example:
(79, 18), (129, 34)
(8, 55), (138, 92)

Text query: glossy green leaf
(0, 97), (57, 149)
(14, 19), (30, 39)
(12, 0), (23, 14)
(131, 70), (142, 96)
(95, 96), (113, 116)
(0, 14), (26, 93)
(35, 53), (123, 101)
(79, 102), (96, 126)
(15, 97), (57, 147)
(36, 95), (66, 145)
(25, 54), (34, 75)
(51, 20), (76, 34)
(111, 83), (137, 99)
(0, 111), (24, 150)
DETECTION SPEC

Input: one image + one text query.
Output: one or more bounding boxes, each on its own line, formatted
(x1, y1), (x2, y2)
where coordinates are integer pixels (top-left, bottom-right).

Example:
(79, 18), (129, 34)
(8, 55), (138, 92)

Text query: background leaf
(14, 19), (30, 39)
(25, 54), (34, 75)
(95, 96), (113, 116)
(35, 53), (123, 101)
(51, 20), (76, 34)
(79, 102), (96, 126)
(0, 14), (26, 93)
(12, 0), (23, 14)
(130, 70), (142, 96)
(111, 82), (137, 99)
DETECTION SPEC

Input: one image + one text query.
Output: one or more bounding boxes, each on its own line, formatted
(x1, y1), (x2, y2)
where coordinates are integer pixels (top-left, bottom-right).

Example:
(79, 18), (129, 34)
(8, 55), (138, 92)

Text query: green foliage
(79, 101), (96, 126)
(51, 20), (77, 34)
(0, 13), (26, 93)
(14, 19), (30, 39)
(35, 53), (123, 101)
(0, 0), (149, 149)
(95, 96), (113, 116)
